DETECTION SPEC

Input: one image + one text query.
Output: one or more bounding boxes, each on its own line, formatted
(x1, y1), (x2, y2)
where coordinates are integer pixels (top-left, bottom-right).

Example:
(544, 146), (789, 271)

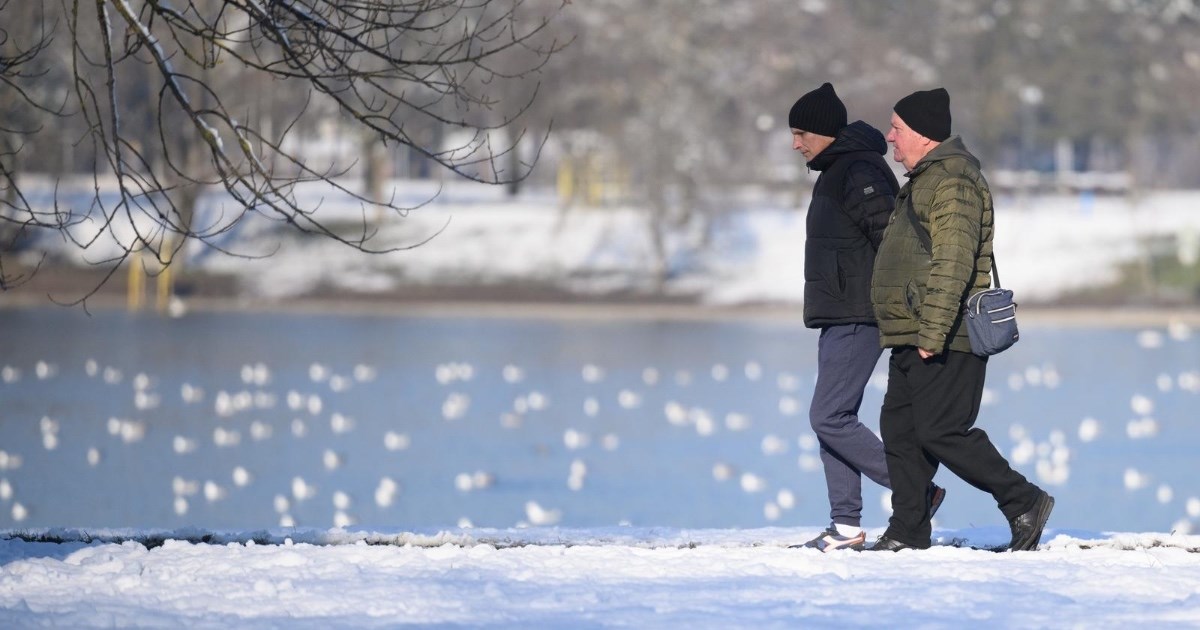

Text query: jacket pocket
(904, 280), (923, 318)
(837, 248), (874, 306)
(809, 249), (844, 300)
(835, 253), (847, 295)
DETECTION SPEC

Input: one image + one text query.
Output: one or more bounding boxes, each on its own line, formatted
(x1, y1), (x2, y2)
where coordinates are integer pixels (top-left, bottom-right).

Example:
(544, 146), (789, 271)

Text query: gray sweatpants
(809, 323), (890, 527)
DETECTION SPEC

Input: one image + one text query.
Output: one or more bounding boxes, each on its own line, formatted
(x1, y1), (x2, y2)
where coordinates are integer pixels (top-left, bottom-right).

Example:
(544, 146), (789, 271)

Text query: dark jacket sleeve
(841, 161), (897, 251)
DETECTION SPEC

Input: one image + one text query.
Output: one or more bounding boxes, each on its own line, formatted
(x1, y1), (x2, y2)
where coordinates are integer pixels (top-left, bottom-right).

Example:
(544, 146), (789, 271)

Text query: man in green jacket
(867, 88), (1053, 552)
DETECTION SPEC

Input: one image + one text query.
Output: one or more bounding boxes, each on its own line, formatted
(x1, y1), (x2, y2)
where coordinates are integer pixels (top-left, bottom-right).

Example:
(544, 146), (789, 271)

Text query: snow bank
(2, 526), (1199, 627)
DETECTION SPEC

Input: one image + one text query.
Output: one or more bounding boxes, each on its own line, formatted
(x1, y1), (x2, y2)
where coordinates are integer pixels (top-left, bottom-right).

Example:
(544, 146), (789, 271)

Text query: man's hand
(918, 348), (935, 360)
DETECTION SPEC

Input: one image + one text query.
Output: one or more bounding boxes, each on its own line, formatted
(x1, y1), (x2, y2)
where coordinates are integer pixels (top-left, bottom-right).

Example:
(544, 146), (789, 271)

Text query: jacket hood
(807, 120), (887, 171)
(906, 135), (980, 177)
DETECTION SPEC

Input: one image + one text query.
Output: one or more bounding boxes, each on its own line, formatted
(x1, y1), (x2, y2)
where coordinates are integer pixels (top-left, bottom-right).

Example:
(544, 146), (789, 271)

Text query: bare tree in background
(873, 0), (1200, 181)
(547, 0), (885, 288)
(0, 0), (60, 288)
(0, 0), (567, 302)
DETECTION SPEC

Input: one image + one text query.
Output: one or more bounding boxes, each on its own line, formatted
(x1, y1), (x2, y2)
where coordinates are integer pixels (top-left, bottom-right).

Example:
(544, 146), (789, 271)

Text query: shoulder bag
(902, 202), (1019, 356)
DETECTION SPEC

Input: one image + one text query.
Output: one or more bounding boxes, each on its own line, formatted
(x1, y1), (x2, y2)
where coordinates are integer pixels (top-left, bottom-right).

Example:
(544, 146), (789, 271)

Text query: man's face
(791, 129), (835, 161)
(885, 113), (931, 170)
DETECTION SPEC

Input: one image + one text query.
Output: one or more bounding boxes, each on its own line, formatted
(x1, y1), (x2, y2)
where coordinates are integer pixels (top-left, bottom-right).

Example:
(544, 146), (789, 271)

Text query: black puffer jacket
(802, 121), (899, 328)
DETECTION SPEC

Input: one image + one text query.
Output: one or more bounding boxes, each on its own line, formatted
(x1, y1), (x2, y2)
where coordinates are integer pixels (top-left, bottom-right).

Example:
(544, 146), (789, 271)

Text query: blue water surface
(0, 306), (1196, 534)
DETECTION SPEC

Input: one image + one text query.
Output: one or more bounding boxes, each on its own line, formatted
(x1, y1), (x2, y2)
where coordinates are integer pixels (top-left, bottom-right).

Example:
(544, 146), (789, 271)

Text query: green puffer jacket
(870, 136), (994, 354)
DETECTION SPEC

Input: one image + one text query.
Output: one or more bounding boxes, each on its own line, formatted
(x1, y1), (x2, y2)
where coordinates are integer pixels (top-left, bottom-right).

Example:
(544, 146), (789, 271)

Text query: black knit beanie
(788, 82), (847, 137)
(893, 88), (952, 141)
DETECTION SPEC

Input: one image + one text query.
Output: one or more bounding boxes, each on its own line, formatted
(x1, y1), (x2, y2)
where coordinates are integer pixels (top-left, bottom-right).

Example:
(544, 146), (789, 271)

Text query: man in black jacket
(789, 83), (942, 551)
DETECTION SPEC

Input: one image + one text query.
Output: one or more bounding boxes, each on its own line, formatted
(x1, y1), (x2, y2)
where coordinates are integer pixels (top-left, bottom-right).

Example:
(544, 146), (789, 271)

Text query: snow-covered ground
(20, 178), (1200, 305)
(2, 526), (1199, 627)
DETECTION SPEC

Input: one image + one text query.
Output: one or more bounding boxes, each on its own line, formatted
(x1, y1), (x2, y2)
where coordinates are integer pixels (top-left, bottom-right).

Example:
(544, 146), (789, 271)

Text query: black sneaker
(865, 535), (922, 552)
(1008, 491), (1054, 551)
(790, 527), (866, 552)
(928, 483), (946, 519)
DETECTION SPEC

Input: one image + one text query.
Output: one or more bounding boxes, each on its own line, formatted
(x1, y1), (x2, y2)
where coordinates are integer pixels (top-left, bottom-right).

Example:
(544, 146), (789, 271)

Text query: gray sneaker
(791, 527), (866, 552)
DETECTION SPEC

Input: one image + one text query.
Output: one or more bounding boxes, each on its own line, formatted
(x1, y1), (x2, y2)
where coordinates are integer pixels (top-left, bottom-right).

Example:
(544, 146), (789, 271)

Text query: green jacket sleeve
(917, 172), (982, 353)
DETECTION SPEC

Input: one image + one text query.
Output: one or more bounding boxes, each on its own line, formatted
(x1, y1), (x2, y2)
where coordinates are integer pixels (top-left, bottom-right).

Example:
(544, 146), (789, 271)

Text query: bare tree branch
(0, 0), (568, 304)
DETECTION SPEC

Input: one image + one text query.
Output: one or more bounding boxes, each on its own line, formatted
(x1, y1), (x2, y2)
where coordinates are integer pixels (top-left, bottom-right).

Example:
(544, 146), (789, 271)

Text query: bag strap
(902, 201), (1001, 288)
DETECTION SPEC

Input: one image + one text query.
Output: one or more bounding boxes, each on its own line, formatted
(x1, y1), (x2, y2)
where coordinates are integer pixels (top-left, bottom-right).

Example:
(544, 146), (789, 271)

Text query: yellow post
(155, 264), (173, 313)
(127, 252), (144, 311)
(557, 156), (575, 207)
(155, 238), (178, 313)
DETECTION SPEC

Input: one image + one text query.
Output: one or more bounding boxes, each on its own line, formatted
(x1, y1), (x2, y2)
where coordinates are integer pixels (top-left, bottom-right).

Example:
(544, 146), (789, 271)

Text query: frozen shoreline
(3, 526), (1199, 628)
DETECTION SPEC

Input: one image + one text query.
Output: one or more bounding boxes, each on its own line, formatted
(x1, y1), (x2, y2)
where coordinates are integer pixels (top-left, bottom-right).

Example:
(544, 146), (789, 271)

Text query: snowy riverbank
(10, 179), (1200, 307)
(2, 526), (1199, 628)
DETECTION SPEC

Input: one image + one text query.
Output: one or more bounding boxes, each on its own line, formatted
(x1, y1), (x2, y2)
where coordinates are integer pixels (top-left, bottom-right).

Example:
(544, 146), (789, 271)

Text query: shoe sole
(823, 538), (866, 552)
(791, 537), (866, 552)
(1010, 493), (1054, 551)
(788, 529), (867, 552)
(786, 544), (866, 551)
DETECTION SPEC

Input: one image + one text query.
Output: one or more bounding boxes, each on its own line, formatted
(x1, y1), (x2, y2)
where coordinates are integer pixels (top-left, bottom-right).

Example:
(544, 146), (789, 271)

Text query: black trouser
(880, 347), (1041, 547)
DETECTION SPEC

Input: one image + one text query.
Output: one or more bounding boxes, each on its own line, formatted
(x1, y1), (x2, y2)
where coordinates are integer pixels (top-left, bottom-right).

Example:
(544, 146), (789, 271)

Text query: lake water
(0, 306), (1197, 535)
